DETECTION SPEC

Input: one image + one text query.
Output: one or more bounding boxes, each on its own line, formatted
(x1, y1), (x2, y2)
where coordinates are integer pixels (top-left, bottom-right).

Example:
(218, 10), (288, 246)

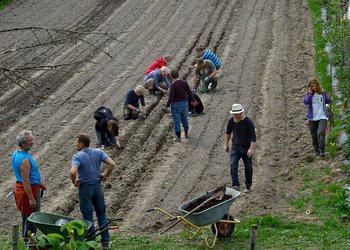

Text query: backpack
(94, 106), (114, 121)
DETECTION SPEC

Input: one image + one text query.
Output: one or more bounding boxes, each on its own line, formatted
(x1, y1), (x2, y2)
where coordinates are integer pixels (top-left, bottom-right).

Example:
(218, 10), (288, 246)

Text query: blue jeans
(95, 130), (116, 146)
(78, 182), (109, 246)
(171, 101), (189, 134)
(230, 146), (253, 188)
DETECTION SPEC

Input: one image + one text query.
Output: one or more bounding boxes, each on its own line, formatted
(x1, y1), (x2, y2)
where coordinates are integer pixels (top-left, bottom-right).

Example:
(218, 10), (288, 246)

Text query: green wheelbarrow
(27, 212), (122, 245)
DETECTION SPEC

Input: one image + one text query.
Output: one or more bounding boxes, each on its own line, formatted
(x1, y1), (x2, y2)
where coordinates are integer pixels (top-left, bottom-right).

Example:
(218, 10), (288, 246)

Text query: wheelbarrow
(147, 187), (241, 248)
(26, 212), (121, 248)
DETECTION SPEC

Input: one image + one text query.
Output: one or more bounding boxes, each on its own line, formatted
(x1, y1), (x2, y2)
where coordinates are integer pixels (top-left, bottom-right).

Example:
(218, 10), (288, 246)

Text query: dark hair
(170, 69), (179, 79)
(195, 45), (205, 52)
(107, 119), (119, 133)
(76, 134), (90, 147)
(195, 58), (204, 65)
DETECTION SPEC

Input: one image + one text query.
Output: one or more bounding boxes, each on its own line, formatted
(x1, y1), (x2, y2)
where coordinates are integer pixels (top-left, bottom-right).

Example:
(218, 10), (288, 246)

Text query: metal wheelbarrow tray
(178, 187), (240, 227)
(28, 211), (93, 241)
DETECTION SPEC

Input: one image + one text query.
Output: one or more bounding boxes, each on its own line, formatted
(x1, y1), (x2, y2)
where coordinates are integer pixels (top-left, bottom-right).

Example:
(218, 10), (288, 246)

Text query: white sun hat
(229, 103), (244, 114)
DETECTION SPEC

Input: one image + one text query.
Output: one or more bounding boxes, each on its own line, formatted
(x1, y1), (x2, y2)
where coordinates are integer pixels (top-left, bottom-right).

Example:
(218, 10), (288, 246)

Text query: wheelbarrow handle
(160, 187), (225, 235)
(85, 218), (123, 240)
(85, 226), (113, 241)
(160, 196), (217, 234)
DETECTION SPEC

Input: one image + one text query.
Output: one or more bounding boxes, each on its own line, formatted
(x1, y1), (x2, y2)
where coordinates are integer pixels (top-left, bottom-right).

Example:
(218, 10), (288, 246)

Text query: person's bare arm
(100, 157), (116, 181)
(209, 67), (218, 78)
(126, 104), (138, 110)
(70, 165), (80, 187)
(192, 75), (200, 89)
(20, 159), (36, 208)
(247, 142), (256, 157)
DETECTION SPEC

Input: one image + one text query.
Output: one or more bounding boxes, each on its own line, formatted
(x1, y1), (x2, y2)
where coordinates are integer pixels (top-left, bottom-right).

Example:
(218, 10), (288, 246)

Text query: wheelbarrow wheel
(211, 214), (235, 238)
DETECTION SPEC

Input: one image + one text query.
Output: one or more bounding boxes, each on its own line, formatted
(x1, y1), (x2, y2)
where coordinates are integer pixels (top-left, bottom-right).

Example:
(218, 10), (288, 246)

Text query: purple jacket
(303, 92), (331, 120)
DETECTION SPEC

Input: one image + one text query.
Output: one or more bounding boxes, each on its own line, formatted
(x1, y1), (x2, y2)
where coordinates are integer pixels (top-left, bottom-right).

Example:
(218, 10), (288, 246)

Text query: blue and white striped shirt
(202, 48), (221, 69)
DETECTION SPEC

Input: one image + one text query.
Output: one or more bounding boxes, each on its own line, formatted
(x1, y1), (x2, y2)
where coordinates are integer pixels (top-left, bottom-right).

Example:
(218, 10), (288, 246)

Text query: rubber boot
(173, 131), (181, 142)
(184, 129), (189, 139)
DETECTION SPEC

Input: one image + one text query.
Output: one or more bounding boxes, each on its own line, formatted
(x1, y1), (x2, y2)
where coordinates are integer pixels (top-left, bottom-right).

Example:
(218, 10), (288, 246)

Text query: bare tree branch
(1, 69), (46, 98)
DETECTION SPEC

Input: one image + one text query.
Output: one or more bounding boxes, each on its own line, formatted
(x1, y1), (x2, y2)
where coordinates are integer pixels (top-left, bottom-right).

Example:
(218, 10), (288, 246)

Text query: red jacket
(145, 57), (167, 75)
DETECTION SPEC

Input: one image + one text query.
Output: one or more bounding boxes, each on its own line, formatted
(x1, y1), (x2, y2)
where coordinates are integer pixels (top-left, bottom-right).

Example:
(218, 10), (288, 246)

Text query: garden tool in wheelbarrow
(160, 186), (226, 234)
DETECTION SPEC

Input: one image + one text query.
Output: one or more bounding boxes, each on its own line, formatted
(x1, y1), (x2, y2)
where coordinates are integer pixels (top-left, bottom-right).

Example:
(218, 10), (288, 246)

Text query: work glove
(191, 100), (198, 106)
(204, 77), (211, 85)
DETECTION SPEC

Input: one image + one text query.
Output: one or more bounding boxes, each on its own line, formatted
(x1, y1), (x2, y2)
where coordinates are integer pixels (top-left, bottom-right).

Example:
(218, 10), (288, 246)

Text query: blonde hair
(160, 66), (170, 74)
(135, 85), (146, 96)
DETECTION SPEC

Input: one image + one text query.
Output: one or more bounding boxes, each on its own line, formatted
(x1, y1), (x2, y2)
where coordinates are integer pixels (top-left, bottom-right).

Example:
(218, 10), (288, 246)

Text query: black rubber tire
(211, 214), (235, 238)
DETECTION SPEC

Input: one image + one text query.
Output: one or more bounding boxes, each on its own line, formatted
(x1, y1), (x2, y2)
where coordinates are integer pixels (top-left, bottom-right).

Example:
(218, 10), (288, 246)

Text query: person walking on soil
(166, 69), (195, 142)
(192, 58), (218, 93)
(11, 130), (46, 239)
(224, 104), (256, 193)
(70, 134), (116, 250)
(304, 79), (331, 157)
(145, 56), (170, 75)
(123, 85), (147, 120)
(194, 45), (221, 70)
(143, 66), (171, 95)
(94, 106), (120, 148)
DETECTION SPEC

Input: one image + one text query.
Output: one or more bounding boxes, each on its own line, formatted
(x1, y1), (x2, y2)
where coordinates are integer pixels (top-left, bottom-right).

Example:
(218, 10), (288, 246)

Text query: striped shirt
(202, 48), (221, 69)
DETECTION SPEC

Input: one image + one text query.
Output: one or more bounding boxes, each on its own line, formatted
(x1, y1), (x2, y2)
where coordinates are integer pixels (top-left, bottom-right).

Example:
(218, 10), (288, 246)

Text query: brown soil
(0, 0), (324, 236)
(184, 194), (233, 213)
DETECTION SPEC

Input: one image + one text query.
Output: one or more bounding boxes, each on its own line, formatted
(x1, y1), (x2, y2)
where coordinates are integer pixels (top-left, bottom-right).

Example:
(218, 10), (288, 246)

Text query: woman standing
(167, 69), (195, 142)
(304, 79), (331, 157)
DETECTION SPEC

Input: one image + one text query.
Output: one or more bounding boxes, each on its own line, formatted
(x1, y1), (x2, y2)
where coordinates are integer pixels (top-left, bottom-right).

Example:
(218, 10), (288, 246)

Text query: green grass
(308, 0), (331, 91)
(0, 0), (349, 249)
(0, 0), (13, 10)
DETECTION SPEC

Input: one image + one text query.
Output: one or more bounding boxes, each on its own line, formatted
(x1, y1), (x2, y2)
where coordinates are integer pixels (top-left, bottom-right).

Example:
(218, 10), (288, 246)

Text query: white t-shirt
(312, 93), (328, 121)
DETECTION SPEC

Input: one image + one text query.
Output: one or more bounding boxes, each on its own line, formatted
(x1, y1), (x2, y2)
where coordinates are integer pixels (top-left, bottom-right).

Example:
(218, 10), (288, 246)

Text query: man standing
(70, 134), (116, 250)
(224, 104), (256, 193)
(12, 130), (45, 238)
(192, 58), (218, 93)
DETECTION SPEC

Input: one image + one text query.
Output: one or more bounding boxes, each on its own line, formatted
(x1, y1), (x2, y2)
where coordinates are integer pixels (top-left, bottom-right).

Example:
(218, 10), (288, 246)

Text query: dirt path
(0, 0), (316, 234)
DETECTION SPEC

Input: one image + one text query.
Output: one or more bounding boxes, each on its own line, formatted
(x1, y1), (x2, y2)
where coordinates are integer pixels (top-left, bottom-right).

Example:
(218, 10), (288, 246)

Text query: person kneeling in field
(143, 66), (171, 96)
(94, 106), (120, 148)
(123, 85), (147, 120)
(192, 58), (218, 93)
(145, 55), (170, 75)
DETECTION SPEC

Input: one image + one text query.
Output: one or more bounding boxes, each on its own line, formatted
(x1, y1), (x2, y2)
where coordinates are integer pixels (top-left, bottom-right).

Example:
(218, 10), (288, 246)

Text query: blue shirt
(71, 147), (109, 184)
(143, 69), (171, 90)
(12, 149), (41, 184)
(124, 89), (145, 108)
(202, 48), (221, 69)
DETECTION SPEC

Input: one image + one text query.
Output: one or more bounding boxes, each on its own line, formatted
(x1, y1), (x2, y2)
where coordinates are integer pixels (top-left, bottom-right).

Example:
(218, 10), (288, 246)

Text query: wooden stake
(249, 224), (258, 250)
(12, 225), (19, 250)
